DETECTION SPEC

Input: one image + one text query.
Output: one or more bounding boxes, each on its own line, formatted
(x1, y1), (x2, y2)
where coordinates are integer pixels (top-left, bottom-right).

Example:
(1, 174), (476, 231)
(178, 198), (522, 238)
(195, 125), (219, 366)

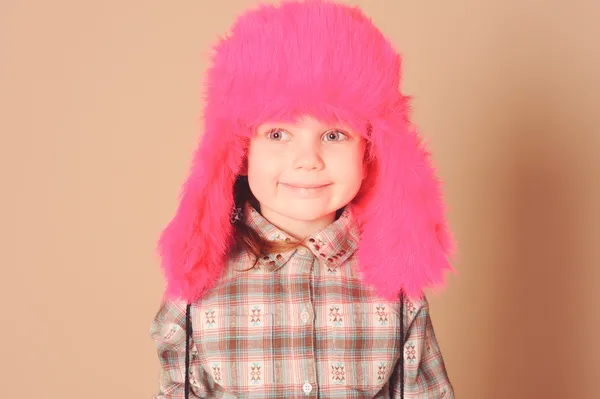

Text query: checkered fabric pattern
(150, 203), (454, 398)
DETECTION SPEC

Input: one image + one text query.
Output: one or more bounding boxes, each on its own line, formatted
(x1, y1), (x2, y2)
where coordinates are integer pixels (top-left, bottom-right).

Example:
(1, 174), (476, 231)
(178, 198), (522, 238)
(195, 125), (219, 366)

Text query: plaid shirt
(150, 203), (454, 398)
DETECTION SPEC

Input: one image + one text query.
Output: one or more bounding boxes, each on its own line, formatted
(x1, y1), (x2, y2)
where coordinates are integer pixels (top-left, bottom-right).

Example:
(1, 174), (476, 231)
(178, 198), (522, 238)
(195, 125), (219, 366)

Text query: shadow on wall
(485, 92), (584, 398)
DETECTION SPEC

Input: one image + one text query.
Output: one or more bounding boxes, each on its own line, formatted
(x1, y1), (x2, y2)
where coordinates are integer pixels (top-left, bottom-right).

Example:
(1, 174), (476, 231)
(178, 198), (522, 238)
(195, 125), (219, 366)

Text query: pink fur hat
(157, 0), (456, 303)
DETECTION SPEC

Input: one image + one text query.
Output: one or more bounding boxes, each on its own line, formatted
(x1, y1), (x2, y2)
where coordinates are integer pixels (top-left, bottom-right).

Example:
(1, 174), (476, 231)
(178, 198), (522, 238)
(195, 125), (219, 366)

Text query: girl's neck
(257, 203), (336, 241)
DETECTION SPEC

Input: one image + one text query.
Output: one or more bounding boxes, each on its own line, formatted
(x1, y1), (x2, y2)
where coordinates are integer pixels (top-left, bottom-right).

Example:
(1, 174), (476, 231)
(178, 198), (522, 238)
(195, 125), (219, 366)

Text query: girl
(150, 1), (457, 398)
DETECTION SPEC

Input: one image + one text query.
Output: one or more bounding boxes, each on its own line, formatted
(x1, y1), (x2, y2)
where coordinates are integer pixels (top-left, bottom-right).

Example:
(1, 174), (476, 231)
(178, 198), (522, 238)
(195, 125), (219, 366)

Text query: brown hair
(232, 176), (302, 261)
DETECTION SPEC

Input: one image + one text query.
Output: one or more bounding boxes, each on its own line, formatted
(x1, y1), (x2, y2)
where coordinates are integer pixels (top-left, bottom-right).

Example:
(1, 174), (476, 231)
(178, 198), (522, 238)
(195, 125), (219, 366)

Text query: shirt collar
(243, 202), (360, 272)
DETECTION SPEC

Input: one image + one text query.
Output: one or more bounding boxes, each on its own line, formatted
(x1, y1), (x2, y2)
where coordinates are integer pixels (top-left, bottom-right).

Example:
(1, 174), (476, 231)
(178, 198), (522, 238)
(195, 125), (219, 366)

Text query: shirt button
(297, 247), (309, 256)
(303, 381), (313, 394)
(301, 311), (310, 324)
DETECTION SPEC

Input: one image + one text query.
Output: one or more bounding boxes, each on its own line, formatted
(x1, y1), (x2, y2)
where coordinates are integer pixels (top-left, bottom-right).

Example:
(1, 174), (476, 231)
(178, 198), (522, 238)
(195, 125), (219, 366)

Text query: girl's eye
(322, 130), (349, 142)
(266, 129), (291, 141)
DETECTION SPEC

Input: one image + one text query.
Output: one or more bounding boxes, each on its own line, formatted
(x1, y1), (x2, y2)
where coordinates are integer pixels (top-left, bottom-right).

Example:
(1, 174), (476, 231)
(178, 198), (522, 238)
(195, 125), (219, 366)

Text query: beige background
(1, 0), (598, 398)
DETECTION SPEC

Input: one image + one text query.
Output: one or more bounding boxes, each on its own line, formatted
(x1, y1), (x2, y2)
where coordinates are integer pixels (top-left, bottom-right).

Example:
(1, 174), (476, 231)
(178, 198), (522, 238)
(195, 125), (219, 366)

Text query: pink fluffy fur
(157, 0), (456, 303)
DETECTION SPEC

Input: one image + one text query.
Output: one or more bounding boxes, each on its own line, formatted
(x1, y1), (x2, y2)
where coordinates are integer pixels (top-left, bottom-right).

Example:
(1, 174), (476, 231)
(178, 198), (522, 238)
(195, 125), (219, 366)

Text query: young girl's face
(246, 115), (366, 237)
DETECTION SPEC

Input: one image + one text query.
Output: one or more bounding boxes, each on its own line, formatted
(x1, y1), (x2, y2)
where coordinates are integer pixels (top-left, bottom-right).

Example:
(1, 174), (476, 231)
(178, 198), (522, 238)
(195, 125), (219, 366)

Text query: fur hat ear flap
(157, 117), (247, 302)
(238, 157), (249, 177)
(353, 98), (456, 301)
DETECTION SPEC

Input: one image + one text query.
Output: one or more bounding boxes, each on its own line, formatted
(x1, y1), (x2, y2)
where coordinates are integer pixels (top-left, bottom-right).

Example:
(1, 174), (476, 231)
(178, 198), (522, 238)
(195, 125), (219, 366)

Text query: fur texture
(157, 0), (456, 303)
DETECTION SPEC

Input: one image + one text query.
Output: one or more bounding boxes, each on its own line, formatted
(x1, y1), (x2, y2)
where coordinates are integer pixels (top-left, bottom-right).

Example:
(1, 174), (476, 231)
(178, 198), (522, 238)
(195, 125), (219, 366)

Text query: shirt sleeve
(389, 295), (455, 398)
(149, 299), (210, 399)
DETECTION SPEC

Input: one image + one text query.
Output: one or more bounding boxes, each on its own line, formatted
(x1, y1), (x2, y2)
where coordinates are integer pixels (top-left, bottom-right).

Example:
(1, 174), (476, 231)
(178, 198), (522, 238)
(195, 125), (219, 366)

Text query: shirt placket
(296, 245), (318, 397)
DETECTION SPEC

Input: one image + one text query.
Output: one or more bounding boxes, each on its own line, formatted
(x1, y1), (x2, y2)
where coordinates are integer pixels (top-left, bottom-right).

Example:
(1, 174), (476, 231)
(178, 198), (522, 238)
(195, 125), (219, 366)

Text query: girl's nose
(291, 146), (325, 171)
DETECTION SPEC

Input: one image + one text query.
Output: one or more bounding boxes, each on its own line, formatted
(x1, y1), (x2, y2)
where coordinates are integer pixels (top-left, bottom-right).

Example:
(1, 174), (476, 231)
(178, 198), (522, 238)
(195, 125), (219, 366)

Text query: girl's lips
(279, 182), (332, 197)
(280, 183), (331, 189)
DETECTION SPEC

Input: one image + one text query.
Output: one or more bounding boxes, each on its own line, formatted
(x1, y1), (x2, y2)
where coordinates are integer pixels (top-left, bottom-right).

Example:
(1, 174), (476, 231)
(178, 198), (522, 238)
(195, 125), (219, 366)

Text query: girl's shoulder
(193, 249), (258, 301)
